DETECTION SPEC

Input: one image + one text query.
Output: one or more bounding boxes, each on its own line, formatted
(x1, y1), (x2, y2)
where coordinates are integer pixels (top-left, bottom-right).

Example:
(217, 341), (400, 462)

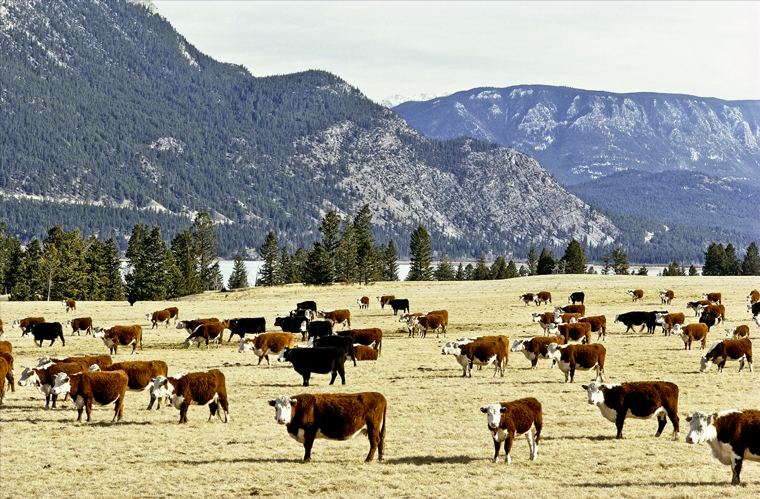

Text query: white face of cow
(546, 323), (559, 334)
(671, 324), (683, 336)
(480, 404), (505, 430)
(239, 338), (254, 353)
(582, 382), (605, 406)
(150, 376), (177, 401)
(725, 328), (736, 337)
(546, 343), (564, 361)
(441, 341), (463, 355)
(35, 356), (52, 369)
(51, 372), (72, 395)
(18, 367), (39, 386)
(269, 395), (297, 425)
(685, 411), (717, 444)
(699, 356), (713, 372)
(510, 339), (527, 353)
(655, 313), (665, 324)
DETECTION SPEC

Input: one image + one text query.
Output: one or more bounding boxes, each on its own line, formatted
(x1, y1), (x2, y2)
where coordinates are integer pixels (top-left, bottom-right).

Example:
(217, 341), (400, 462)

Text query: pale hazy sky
(152, 1), (760, 102)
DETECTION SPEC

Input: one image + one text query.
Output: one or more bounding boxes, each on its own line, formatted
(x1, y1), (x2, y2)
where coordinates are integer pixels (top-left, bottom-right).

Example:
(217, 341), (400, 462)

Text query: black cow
(307, 321), (333, 340)
(277, 347), (346, 386)
(388, 299), (409, 315)
(643, 311), (668, 334)
(613, 311), (650, 333)
(274, 316), (309, 341)
(227, 318), (266, 342)
(313, 335), (357, 366)
(28, 322), (65, 347)
(297, 301), (317, 313)
(568, 292), (585, 305)
(749, 302), (760, 316)
(699, 311), (718, 332)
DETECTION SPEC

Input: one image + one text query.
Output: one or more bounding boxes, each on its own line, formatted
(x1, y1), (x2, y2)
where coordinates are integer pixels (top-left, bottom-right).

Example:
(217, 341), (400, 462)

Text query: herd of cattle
(1, 288), (760, 485)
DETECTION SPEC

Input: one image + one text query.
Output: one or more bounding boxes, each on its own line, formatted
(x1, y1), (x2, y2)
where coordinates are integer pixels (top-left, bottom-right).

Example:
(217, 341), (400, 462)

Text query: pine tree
(407, 225), (433, 281)
(702, 242), (727, 276)
(335, 219), (357, 283)
(258, 230), (280, 287)
(277, 246), (294, 285)
(536, 248), (555, 275)
(303, 242), (333, 285)
(527, 246), (538, 276)
(742, 242), (760, 275)
(380, 239), (399, 282)
(474, 254), (490, 280)
(318, 211), (341, 281)
(0, 221), (21, 294)
(435, 251), (455, 281)
(353, 204), (376, 284)
(724, 243), (742, 275)
(489, 256), (508, 280)
(518, 265), (528, 277)
(171, 230), (201, 297)
(227, 250), (249, 289)
(505, 260), (519, 278)
(455, 263), (465, 281)
(637, 265), (648, 276)
(103, 237), (125, 300)
(612, 247), (629, 275)
(464, 263), (474, 280)
(562, 238), (586, 274)
(601, 254), (612, 275)
(689, 264), (699, 276)
(191, 212), (220, 291)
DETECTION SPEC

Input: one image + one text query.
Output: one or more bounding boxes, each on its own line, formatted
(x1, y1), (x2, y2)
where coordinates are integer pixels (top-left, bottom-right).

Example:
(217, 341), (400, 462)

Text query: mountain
(380, 92), (452, 109)
(0, 0), (619, 259)
(392, 85), (760, 187)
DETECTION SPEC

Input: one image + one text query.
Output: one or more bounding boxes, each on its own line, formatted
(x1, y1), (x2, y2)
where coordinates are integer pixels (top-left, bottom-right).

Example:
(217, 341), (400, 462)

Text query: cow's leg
(302, 431), (316, 463)
(492, 437), (502, 463)
(208, 401), (218, 421)
(365, 423), (380, 462)
(302, 373), (310, 387)
(147, 393), (157, 410)
(179, 401), (189, 424)
(112, 395), (125, 422)
(524, 429), (535, 460)
(665, 406), (680, 440)
(218, 395), (229, 422)
(531, 357), (539, 369)
(568, 365), (575, 383)
(45, 393), (53, 410)
(84, 398), (92, 422)
(732, 456), (743, 485)
(655, 413), (667, 437)
(257, 353), (266, 366)
(504, 431), (515, 465)
(76, 406), (84, 422)
(615, 409), (626, 439)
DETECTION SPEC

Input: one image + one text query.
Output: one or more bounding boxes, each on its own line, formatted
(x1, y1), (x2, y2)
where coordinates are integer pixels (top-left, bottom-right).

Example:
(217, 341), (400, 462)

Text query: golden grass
(1, 275), (759, 499)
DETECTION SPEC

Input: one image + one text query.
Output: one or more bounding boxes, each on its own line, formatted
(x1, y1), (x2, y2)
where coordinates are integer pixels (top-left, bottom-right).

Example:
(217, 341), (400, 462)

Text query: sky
(152, 1), (760, 103)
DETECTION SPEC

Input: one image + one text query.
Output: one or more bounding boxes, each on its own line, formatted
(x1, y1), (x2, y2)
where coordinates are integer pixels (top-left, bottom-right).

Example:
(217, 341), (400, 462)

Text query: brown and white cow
(146, 310), (172, 329)
(546, 322), (591, 345)
(357, 297), (369, 309)
(376, 295), (395, 309)
(150, 370), (230, 424)
(700, 339), (753, 373)
(672, 323), (708, 350)
(269, 392), (386, 463)
(165, 307), (179, 324)
(748, 290), (760, 305)
(555, 304), (585, 316)
(546, 343), (605, 383)
(579, 316), (607, 341)
(416, 314), (446, 339)
(426, 310), (449, 334)
(532, 312), (556, 336)
(175, 318), (220, 334)
(552, 310), (581, 324)
(659, 289), (674, 305)
(627, 289), (644, 302)
(238, 332), (295, 366)
(697, 303), (725, 323)
(184, 321), (228, 349)
(94, 325), (143, 355)
(399, 313), (424, 337)
(0, 355), (12, 405)
(703, 292), (722, 304)
(62, 299), (76, 313)
(655, 312), (685, 336)
(441, 336), (508, 377)
(520, 293), (537, 306)
(725, 325), (750, 340)
(535, 291), (552, 306)
(66, 317), (93, 336)
(339, 328), (383, 354)
(353, 343), (379, 361)
(687, 300), (712, 317)
(510, 336), (564, 369)
(18, 362), (86, 409)
(52, 369), (128, 422)
(480, 397), (542, 464)
(582, 381), (680, 439)
(318, 309), (351, 330)
(35, 355), (112, 370)
(0, 340), (11, 356)
(686, 409), (760, 485)
(13, 317), (45, 336)
(89, 360), (169, 409)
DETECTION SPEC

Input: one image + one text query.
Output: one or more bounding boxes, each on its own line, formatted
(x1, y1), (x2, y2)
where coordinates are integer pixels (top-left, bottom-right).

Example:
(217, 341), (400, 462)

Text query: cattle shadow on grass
(541, 435), (615, 442)
(574, 481), (725, 488)
(383, 455), (479, 465)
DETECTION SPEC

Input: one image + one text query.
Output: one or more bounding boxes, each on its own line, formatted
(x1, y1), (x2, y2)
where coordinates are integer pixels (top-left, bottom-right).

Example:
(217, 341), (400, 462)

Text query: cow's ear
(480, 407), (487, 413)
(709, 413), (718, 425)
(289, 399), (298, 407)
(581, 385), (588, 390)
(268, 399), (276, 407)
(500, 407), (507, 413)
(685, 415), (692, 422)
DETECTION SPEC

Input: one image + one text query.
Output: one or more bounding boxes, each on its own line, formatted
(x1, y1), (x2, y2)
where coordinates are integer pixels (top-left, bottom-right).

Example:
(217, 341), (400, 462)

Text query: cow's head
(626, 289), (634, 295)
(655, 313), (666, 324)
(671, 323), (683, 336)
(546, 343), (564, 360)
(18, 367), (40, 387)
(509, 339), (527, 353)
(725, 328), (736, 338)
(269, 395), (297, 425)
(61, 300), (67, 306)
(11, 320), (20, 328)
(685, 411), (718, 444)
(35, 356), (52, 369)
(581, 382), (605, 405)
(145, 313), (153, 321)
(150, 375), (177, 402)
(480, 403), (505, 430)
(238, 338), (254, 353)
(51, 372), (73, 396)
(277, 348), (293, 363)
(546, 323), (559, 334)
(65, 320), (72, 328)
(175, 321), (187, 330)
(441, 341), (466, 356)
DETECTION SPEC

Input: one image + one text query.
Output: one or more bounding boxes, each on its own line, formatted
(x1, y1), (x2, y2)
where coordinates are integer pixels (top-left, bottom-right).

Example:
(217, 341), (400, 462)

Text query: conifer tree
(474, 253), (490, 280)
(408, 225), (433, 281)
(335, 219), (357, 283)
(489, 256), (508, 280)
(742, 242), (760, 275)
(724, 243), (742, 275)
(171, 230), (201, 297)
(353, 204), (376, 284)
(258, 230), (280, 287)
(304, 242), (333, 285)
(103, 237), (125, 300)
(536, 248), (555, 275)
(434, 251), (455, 281)
(191, 212), (221, 291)
(464, 263), (474, 280)
(612, 247), (629, 275)
(689, 264), (699, 276)
(381, 239), (399, 282)
(318, 211), (341, 281)
(227, 250), (249, 289)
(505, 260), (519, 278)
(702, 242), (727, 276)
(562, 238), (586, 274)
(527, 246), (538, 276)
(455, 263), (465, 281)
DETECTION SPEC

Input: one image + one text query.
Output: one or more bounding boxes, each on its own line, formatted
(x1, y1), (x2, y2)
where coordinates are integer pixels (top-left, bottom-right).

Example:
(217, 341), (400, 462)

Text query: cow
(146, 310), (171, 329)
(277, 347), (347, 386)
(699, 311), (719, 332)
(703, 292), (722, 304)
(306, 320), (333, 340)
(568, 292), (585, 305)
(376, 295), (395, 309)
(672, 323), (708, 350)
(0, 356), (11, 405)
(579, 316), (607, 341)
(546, 322), (591, 345)
(697, 303), (725, 324)
(63, 299), (76, 313)
(553, 311), (581, 324)
(296, 301), (317, 313)
(338, 328), (382, 355)
(28, 322), (65, 347)
(520, 293), (537, 306)
(546, 343), (606, 383)
(416, 314), (446, 338)
(311, 335), (357, 366)
(89, 360), (169, 409)
(441, 336), (508, 377)
(317, 309), (351, 330)
(725, 325), (750, 340)
(399, 313), (424, 337)
(750, 302), (760, 316)
(13, 317), (45, 336)
(269, 392), (386, 463)
(700, 339), (753, 373)
(387, 299), (409, 316)
(532, 312), (556, 336)
(687, 300), (712, 317)
(150, 370), (229, 424)
(659, 289), (674, 305)
(176, 318), (220, 335)
(510, 336), (565, 369)
(290, 309), (317, 322)
(480, 398), (542, 464)
(165, 307), (179, 323)
(238, 332), (295, 366)
(94, 325), (142, 354)
(35, 355), (112, 370)
(0, 341), (11, 355)
(66, 317), (93, 336)
(353, 343), (379, 361)
(555, 304), (586, 316)
(18, 362), (86, 409)
(655, 312), (685, 336)
(582, 381), (680, 440)
(52, 369), (128, 422)
(614, 311), (651, 333)
(640, 311), (669, 334)
(627, 289), (644, 302)
(274, 316), (309, 341)
(748, 290), (760, 305)
(357, 297), (369, 309)
(227, 317), (266, 342)
(184, 321), (228, 349)
(535, 291), (552, 305)
(426, 310), (449, 334)
(685, 409), (760, 485)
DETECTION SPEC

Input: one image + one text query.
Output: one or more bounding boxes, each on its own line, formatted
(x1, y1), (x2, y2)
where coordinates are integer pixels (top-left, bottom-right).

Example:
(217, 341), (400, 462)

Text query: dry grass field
(1, 275), (759, 499)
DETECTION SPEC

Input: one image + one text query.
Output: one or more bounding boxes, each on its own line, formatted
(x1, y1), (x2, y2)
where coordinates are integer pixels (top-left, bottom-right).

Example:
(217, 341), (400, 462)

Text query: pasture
(1, 275), (759, 499)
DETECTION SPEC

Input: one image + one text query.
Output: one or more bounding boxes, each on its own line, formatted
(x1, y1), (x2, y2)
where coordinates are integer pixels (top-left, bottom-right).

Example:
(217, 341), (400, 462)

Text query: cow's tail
(378, 402), (387, 461)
